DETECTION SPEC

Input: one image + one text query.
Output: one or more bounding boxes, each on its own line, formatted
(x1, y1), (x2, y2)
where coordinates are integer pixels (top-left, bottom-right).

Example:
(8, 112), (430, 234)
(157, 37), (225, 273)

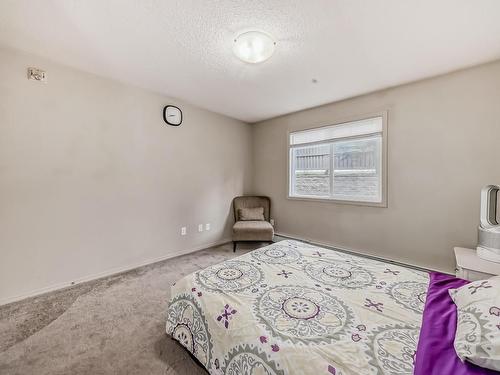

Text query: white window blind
(290, 117), (382, 146)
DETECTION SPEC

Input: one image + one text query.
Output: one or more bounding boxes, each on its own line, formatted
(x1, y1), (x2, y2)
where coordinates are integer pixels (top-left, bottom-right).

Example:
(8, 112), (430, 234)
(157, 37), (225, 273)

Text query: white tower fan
(477, 184), (500, 263)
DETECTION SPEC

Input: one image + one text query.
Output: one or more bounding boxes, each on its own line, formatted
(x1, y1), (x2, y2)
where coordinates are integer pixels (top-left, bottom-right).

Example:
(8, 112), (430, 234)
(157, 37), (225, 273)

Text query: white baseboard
(0, 238), (232, 307)
(275, 231), (448, 274)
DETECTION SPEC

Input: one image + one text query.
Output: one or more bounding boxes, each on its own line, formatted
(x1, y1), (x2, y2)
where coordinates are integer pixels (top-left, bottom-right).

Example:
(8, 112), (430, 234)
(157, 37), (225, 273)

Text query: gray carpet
(0, 242), (264, 375)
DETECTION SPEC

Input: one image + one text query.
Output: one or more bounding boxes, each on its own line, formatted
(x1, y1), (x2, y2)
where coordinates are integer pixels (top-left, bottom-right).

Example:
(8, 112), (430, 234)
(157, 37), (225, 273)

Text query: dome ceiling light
(233, 31), (276, 64)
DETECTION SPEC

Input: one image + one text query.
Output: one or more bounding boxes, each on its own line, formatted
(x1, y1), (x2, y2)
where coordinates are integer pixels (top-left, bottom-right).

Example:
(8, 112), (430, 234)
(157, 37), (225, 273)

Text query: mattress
(166, 240), (430, 375)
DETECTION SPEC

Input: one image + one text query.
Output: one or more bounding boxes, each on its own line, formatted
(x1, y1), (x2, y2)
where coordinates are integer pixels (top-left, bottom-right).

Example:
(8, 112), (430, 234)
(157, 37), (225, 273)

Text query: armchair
(232, 196), (274, 252)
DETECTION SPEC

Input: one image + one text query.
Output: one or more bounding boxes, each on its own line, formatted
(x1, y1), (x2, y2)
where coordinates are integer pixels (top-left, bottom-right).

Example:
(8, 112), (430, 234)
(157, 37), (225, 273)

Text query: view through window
(289, 115), (386, 204)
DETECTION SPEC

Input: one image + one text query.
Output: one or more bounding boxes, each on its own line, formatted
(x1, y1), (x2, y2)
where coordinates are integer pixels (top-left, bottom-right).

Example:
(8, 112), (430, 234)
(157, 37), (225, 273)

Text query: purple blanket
(414, 271), (498, 375)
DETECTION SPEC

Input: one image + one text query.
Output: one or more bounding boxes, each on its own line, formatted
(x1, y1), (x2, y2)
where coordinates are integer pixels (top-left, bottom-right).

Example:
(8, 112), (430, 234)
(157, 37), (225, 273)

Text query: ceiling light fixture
(233, 31), (276, 64)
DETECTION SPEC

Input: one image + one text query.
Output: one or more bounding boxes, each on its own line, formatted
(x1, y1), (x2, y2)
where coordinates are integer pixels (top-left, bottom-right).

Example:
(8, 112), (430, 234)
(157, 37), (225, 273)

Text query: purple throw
(414, 271), (498, 375)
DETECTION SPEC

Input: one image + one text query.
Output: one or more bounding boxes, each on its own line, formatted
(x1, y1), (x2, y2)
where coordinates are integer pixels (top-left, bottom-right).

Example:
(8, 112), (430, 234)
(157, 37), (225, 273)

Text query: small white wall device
(477, 184), (500, 263)
(27, 67), (47, 83)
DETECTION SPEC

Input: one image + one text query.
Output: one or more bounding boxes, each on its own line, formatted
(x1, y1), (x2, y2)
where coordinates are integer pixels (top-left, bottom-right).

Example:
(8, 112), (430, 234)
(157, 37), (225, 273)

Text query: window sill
(287, 195), (387, 208)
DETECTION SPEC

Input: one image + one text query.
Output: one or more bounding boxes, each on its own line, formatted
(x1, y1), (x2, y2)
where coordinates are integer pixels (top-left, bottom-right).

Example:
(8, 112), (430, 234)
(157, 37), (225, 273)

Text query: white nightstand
(454, 247), (500, 281)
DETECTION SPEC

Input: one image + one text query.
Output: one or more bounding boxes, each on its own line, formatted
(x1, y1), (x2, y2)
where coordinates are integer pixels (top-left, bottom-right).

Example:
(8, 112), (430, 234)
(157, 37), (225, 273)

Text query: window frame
(286, 111), (388, 207)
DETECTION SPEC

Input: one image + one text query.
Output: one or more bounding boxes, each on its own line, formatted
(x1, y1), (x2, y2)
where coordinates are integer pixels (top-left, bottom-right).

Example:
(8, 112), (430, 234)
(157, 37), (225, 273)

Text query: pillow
(238, 207), (265, 221)
(449, 276), (500, 371)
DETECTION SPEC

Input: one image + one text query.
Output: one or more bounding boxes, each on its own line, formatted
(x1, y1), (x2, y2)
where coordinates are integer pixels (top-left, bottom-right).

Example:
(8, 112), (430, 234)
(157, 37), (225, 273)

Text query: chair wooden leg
(233, 241), (237, 252)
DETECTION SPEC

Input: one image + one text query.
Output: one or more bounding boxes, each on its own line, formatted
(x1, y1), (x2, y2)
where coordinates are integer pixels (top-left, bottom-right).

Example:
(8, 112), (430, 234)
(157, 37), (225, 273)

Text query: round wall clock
(163, 105), (182, 126)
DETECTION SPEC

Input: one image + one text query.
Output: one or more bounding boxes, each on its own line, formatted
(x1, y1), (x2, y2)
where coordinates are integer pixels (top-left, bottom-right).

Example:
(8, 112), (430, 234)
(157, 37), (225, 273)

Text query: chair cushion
(233, 196), (270, 222)
(233, 220), (274, 241)
(238, 207), (265, 221)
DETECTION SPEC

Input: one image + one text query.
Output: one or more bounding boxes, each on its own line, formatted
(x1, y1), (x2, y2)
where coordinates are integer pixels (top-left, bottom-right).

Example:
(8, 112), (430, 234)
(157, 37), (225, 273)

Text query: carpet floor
(0, 242), (265, 375)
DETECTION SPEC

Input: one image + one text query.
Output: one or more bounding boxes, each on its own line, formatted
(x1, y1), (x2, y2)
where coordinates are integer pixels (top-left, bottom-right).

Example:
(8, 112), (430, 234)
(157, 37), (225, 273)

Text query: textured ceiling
(1, 0), (500, 122)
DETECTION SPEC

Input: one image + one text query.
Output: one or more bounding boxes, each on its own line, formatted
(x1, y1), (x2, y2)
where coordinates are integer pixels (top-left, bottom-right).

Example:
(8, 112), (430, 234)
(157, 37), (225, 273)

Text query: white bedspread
(166, 240), (429, 375)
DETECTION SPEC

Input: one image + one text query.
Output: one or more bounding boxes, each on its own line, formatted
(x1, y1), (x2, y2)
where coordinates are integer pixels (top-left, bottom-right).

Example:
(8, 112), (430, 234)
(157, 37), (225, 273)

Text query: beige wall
(0, 47), (253, 303)
(2, 45), (500, 304)
(253, 61), (500, 273)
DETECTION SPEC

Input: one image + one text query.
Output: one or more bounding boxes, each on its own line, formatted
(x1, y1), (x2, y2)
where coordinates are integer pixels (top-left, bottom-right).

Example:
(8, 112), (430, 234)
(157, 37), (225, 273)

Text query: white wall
(253, 60), (500, 273)
(0, 47), (253, 304)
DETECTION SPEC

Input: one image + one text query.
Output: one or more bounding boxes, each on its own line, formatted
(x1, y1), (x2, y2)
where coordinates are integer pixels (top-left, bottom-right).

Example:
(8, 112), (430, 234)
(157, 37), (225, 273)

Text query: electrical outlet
(198, 224), (204, 232)
(181, 227), (187, 236)
(270, 219), (275, 226)
(205, 223), (210, 231)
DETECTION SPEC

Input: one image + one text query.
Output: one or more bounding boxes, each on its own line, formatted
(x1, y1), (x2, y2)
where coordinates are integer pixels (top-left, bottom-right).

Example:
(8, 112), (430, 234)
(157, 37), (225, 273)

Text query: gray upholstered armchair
(232, 196), (274, 252)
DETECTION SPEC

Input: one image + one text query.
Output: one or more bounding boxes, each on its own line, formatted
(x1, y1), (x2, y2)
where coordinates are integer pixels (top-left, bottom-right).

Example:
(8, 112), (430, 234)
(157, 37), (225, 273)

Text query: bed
(165, 240), (495, 375)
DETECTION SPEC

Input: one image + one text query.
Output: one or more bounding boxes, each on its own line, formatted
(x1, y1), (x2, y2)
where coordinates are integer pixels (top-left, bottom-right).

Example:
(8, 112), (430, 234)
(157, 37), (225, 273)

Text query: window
(288, 114), (387, 206)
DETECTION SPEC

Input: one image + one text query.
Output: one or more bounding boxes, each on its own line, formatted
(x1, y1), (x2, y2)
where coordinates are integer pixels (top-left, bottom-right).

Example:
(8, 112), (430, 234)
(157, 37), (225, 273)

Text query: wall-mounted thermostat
(27, 67), (47, 83)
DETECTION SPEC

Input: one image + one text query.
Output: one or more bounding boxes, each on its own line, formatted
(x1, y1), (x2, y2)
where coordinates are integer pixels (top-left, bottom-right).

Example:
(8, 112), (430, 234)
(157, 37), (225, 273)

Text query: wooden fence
(295, 143), (377, 171)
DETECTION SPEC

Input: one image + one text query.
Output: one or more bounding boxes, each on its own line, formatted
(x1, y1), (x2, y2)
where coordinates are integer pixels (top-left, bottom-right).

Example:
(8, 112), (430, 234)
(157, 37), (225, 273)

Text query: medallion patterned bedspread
(166, 240), (430, 375)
